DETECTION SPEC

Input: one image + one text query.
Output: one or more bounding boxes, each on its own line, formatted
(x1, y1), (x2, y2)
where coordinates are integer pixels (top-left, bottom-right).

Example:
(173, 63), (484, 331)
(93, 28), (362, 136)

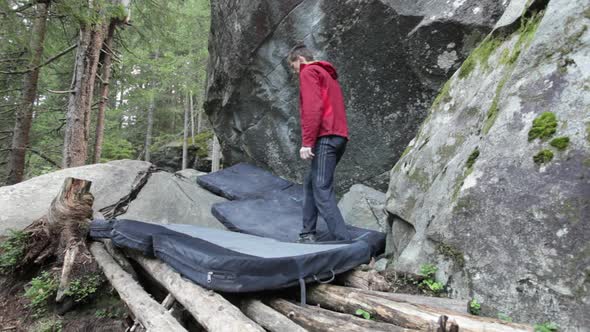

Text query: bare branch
(29, 148), (61, 169)
(45, 89), (75, 94)
(0, 44), (76, 75)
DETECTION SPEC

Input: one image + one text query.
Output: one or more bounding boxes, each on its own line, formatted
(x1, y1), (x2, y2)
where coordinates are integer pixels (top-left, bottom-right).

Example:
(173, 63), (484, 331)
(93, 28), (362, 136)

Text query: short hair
(288, 44), (314, 63)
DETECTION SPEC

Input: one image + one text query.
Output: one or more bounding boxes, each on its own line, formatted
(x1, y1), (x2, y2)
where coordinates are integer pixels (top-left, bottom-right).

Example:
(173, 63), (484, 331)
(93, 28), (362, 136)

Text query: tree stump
(14, 177), (99, 311)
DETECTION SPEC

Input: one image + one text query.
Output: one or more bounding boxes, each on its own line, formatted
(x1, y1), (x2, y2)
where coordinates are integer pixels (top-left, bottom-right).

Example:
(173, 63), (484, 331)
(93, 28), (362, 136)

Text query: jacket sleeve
(299, 68), (324, 147)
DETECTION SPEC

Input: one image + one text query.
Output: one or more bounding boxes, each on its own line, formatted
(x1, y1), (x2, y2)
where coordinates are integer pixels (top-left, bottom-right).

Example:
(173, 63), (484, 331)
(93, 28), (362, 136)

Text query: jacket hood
(301, 61), (338, 79)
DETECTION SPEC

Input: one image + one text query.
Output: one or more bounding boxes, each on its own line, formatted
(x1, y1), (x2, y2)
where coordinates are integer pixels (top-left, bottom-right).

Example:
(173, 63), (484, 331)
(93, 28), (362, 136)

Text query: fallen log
(99, 239), (138, 280)
(268, 298), (415, 332)
(307, 284), (534, 332)
(130, 254), (265, 332)
(337, 269), (391, 291)
(241, 299), (308, 332)
(354, 288), (468, 314)
(89, 242), (187, 332)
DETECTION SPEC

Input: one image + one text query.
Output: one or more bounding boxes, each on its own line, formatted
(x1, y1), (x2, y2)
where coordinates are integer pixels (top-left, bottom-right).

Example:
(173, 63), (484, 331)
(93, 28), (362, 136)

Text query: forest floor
(0, 261), (127, 331)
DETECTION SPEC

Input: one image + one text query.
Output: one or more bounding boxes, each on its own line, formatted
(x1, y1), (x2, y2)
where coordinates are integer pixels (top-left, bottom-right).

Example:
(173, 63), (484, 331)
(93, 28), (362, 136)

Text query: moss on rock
(533, 149), (554, 164)
(437, 243), (466, 268)
(432, 80), (453, 108)
(466, 148), (480, 169)
(549, 136), (570, 150)
(528, 112), (558, 141)
(459, 36), (503, 79)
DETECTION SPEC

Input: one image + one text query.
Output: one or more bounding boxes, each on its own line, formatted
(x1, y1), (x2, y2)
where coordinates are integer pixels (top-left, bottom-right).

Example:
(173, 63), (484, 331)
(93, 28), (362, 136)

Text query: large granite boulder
(0, 160), (152, 235)
(385, 0), (590, 329)
(0, 161), (227, 235)
(338, 184), (387, 232)
(205, 0), (508, 192)
(119, 171), (226, 229)
(151, 131), (214, 173)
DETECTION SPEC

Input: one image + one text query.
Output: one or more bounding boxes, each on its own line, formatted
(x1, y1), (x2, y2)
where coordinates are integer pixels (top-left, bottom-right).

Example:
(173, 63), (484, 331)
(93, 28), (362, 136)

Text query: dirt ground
(0, 273), (128, 332)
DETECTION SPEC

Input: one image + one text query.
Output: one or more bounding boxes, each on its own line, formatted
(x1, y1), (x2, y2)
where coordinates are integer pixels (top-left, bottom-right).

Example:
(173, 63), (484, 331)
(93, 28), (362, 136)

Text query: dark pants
(301, 135), (351, 241)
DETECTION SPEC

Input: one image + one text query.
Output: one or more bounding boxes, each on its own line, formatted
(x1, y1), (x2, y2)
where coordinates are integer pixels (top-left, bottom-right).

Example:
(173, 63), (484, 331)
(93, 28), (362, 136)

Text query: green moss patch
(533, 149), (554, 164)
(432, 80), (452, 108)
(528, 112), (558, 141)
(549, 136), (570, 150)
(466, 148), (480, 169)
(437, 243), (465, 268)
(459, 36), (503, 79)
(586, 122), (590, 143)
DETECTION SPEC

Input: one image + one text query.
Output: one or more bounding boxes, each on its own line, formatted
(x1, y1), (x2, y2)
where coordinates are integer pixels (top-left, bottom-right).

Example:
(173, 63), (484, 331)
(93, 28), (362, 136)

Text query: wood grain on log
(353, 288), (468, 314)
(307, 284), (534, 332)
(241, 299), (308, 332)
(131, 254), (264, 332)
(268, 298), (415, 332)
(337, 269), (391, 291)
(100, 239), (138, 280)
(90, 242), (187, 332)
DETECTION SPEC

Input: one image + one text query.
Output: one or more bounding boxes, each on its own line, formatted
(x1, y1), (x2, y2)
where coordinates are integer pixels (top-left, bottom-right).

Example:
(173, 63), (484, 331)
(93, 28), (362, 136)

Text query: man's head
(288, 44), (314, 74)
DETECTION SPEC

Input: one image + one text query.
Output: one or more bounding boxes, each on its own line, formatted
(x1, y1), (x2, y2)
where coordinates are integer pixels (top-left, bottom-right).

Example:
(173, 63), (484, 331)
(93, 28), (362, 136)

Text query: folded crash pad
(196, 163), (294, 200)
(93, 219), (371, 293)
(211, 189), (386, 256)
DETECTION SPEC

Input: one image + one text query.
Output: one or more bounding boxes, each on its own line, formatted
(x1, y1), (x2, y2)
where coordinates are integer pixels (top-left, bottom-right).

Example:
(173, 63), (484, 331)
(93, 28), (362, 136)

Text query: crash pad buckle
(313, 269), (335, 284)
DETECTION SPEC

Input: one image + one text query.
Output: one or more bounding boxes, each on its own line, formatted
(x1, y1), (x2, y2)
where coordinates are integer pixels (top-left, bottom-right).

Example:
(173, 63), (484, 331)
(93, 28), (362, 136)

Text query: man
(288, 45), (352, 243)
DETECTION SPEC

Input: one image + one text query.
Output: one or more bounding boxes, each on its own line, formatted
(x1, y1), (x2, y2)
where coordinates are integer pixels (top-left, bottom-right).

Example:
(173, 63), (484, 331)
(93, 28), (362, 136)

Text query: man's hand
(299, 146), (315, 160)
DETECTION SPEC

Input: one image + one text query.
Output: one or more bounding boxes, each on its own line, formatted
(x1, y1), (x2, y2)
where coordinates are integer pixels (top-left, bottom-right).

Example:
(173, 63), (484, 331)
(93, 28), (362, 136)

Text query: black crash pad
(196, 163), (294, 200)
(92, 219), (372, 293)
(211, 189), (386, 257)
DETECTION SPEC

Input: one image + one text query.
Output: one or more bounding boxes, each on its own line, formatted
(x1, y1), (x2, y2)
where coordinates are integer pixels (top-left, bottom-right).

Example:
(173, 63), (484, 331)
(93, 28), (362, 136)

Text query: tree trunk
(190, 90), (195, 145)
(307, 284), (534, 332)
(7, 1), (50, 184)
(182, 90), (189, 169)
(212, 134), (221, 171)
(63, 20), (107, 167)
(144, 91), (155, 162)
(197, 93), (203, 134)
(267, 298), (415, 332)
(130, 254), (265, 332)
(92, 21), (117, 164)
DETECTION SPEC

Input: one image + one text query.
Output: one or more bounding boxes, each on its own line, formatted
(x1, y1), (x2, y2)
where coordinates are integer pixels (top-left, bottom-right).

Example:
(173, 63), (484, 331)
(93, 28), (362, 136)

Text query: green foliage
(419, 264), (444, 294)
(33, 317), (63, 332)
(420, 263), (438, 278)
(355, 308), (372, 320)
(94, 307), (125, 319)
(65, 274), (102, 303)
(466, 148), (480, 169)
(193, 130), (214, 158)
(100, 135), (135, 162)
(422, 279), (444, 293)
(469, 298), (481, 315)
(533, 149), (554, 164)
(534, 322), (559, 332)
(529, 112), (558, 141)
(25, 271), (59, 316)
(498, 313), (513, 322)
(0, 230), (28, 274)
(549, 137), (570, 150)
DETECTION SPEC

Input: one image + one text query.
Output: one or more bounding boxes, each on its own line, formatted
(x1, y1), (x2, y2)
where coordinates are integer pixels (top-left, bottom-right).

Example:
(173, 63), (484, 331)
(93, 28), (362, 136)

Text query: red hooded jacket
(299, 61), (349, 147)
